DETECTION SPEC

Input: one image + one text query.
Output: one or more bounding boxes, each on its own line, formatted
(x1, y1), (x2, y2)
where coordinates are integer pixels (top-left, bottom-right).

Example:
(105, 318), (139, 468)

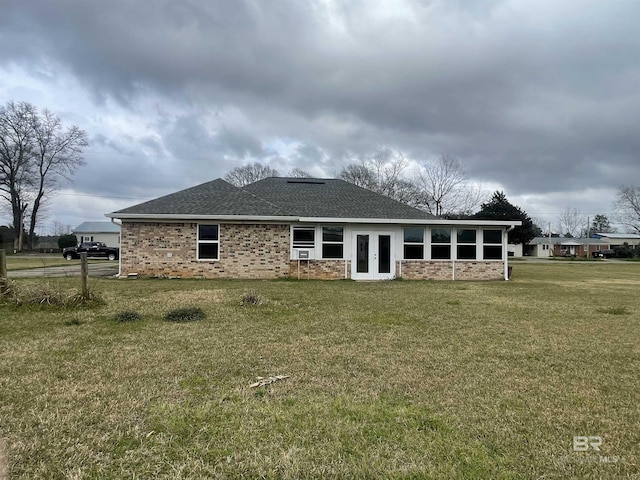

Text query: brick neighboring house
(526, 237), (611, 257)
(106, 177), (521, 281)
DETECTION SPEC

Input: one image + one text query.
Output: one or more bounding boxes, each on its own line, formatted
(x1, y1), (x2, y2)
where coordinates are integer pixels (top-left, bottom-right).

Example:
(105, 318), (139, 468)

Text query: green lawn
(1, 263), (638, 478)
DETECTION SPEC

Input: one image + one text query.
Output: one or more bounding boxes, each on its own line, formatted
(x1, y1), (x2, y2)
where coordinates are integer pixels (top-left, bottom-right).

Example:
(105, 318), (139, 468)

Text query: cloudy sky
(1, 0), (639, 233)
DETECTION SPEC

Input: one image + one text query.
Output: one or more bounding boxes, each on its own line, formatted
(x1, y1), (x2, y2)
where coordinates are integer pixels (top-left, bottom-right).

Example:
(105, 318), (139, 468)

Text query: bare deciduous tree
(338, 150), (426, 208)
(28, 110), (87, 249)
(0, 101), (87, 251)
(614, 186), (640, 233)
(50, 220), (73, 236)
(556, 207), (586, 237)
(414, 154), (487, 216)
(337, 163), (378, 190)
(0, 102), (34, 250)
(224, 162), (280, 187)
(288, 168), (311, 178)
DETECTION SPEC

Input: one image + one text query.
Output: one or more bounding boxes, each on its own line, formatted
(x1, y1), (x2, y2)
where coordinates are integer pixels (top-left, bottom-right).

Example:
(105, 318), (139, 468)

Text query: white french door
(351, 231), (395, 280)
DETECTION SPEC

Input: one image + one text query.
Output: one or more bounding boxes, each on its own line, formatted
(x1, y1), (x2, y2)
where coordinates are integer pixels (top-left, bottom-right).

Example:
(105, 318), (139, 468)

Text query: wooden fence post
(80, 252), (89, 300)
(0, 249), (6, 279)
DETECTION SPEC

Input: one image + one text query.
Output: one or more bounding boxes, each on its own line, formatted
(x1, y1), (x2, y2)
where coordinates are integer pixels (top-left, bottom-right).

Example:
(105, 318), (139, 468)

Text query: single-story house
(106, 177), (521, 281)
(73, 221), (121, 247)
(526, 237), (611, 257)
(593, 232), (640, 247)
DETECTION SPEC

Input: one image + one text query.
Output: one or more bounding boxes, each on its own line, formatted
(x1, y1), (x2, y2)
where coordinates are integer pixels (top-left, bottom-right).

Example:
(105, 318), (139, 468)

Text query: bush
(164, 307), (206, 323)
(58, 234), (77, 249)
(115, 311), (142, 322)
(241, 290), (263, 307)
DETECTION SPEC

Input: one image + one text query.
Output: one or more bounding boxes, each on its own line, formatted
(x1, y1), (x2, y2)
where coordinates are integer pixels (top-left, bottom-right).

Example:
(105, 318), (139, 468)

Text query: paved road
(7, 263), (119, 278)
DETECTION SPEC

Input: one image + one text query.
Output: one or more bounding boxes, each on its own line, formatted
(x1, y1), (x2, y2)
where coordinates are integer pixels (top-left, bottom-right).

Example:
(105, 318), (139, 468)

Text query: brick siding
(400, 260), (504, 280)
(120, 222), (290, 279)
(288, 260), (349, 279)
(120, 222), (506, 280)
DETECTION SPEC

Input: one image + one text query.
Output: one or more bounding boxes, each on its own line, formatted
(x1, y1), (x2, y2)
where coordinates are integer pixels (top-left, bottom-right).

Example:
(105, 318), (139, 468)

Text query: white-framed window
(482, 229), (503, 260)
(81, 235), (94, 242)
(431, 228), (451, 259)
(403, 227), (424, 259)
(197, 224), (219, 260)
(292, 226), (315, 248)
(542, 244), (549, 250)
(322, 226), (344, 259)
(457, 229), (477, 260)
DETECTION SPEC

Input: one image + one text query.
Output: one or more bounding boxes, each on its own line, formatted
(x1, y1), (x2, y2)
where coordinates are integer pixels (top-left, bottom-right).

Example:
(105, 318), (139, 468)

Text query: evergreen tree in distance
(474, 191), (541, 245)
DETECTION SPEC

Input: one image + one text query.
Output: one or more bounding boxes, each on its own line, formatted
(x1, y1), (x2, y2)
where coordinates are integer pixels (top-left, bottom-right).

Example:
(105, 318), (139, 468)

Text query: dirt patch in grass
(148, 288), (226, 306)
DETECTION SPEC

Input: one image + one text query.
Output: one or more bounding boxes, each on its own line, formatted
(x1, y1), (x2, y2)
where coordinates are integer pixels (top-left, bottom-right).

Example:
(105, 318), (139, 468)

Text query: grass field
(1, 263), (638, 478)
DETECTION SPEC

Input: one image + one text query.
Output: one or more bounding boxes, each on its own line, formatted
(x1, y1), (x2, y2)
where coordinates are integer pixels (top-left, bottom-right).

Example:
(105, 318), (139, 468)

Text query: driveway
(7, 263), (119, 278)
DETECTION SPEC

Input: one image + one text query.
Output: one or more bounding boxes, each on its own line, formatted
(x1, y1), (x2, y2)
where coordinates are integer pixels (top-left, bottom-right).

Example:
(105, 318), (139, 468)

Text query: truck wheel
(108, 253), (116, 261)
(65, 253), (74, 261)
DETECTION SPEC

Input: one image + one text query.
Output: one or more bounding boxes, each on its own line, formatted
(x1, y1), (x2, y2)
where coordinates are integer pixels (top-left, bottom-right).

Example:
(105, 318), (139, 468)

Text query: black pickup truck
(592, 249), (615, 258)
(62, 242), (119, 261)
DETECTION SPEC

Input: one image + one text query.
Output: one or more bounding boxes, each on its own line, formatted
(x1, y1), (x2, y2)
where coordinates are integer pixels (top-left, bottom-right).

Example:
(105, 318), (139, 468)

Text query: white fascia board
(105, 212), (522, 227)
(105, 213), (300, 222)
(298, 217), (522, 227)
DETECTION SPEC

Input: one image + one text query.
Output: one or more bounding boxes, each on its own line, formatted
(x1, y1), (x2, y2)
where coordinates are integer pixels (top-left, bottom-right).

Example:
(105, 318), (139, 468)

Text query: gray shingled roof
(112, 178), (286, 217)
(73, 221), (121, 233)
(110, 177), (438, 220)
(244, 177), (437, 219)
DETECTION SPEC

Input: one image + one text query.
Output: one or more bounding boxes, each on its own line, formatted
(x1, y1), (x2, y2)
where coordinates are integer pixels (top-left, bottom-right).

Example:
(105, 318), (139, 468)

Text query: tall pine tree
(474, 191), (540, 245)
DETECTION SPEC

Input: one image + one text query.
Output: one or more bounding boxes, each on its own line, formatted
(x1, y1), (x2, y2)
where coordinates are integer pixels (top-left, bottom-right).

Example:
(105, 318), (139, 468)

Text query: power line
(54, 192), (147, 200)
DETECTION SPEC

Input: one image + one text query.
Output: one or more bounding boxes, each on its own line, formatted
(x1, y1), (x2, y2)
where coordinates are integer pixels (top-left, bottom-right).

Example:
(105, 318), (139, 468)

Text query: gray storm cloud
(1, 0), (639, 228)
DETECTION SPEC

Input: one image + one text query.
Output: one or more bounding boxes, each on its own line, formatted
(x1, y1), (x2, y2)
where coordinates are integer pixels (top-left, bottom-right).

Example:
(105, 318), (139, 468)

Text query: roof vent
(286, 179), (325, 185)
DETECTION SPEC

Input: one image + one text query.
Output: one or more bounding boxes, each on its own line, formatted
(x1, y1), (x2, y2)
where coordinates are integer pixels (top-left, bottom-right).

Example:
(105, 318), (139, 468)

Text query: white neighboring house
(507, 243), (523, 257)
(594, 232), (640, 247)
(73, 222), (121, 247)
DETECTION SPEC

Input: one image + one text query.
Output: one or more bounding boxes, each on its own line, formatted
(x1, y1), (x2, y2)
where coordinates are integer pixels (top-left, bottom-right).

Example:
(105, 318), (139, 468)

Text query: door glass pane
(357, 235), (369, 273)
(378, 235), (391, 274)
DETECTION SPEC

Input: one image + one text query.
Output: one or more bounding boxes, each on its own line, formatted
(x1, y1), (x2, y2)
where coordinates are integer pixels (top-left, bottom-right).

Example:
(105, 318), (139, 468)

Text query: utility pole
(585, 216), (590, 258)
(548, 222), (552, 257)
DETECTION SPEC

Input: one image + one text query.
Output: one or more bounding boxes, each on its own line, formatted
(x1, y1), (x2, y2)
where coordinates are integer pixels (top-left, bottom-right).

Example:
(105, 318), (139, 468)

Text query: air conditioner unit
(294, 249), (315, 260)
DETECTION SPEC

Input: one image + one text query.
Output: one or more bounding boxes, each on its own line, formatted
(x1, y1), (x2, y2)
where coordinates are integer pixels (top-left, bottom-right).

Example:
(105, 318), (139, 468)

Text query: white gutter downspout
(110, 217), (122, 278)
(504, 225), (516, 281)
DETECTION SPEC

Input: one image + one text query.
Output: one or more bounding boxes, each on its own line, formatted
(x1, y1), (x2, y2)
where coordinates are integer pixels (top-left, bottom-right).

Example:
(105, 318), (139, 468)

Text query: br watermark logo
(573, 436), (602, 452)
(566, 436), (619, 464)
